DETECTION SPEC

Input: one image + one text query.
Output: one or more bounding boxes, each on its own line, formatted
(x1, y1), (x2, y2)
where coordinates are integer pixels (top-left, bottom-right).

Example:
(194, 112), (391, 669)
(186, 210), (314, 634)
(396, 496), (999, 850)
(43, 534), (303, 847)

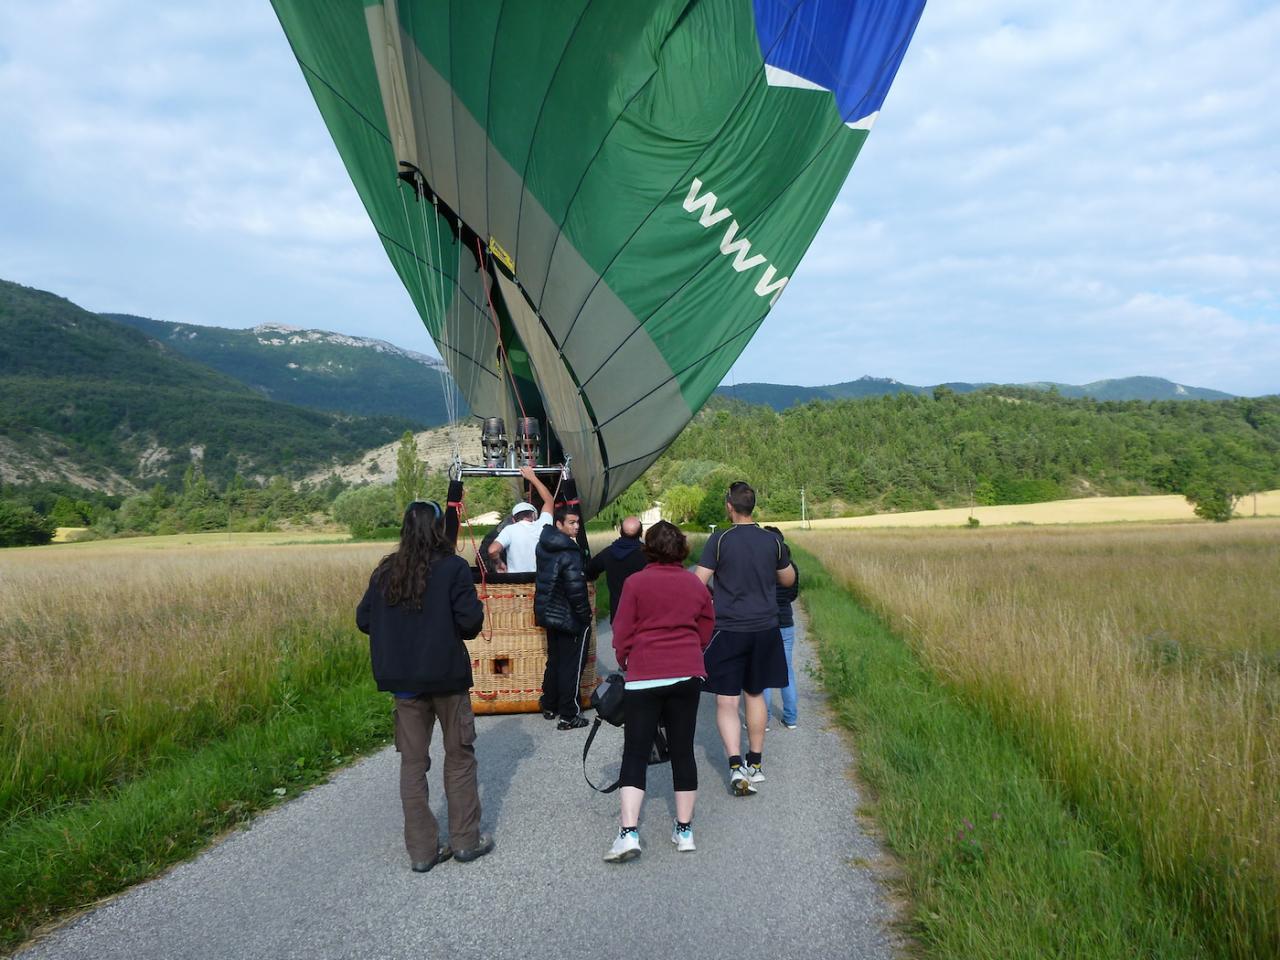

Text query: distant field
(51, 529), (354, 548)
(776, 488), (1280, 529)
(798, 520), (1280, 956)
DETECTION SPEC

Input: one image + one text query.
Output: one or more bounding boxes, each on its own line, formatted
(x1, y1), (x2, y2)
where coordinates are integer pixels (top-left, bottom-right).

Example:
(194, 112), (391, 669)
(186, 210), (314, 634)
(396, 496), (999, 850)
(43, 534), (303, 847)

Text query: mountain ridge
(0, 279), (417, 492)
(715, 374), (1236, 409)
(106, 313), (460, 424)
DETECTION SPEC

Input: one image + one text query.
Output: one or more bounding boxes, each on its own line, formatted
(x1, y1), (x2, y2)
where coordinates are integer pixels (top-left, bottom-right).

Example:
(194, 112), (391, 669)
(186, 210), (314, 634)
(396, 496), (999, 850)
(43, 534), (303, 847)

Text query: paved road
(19, 615), (898, 960)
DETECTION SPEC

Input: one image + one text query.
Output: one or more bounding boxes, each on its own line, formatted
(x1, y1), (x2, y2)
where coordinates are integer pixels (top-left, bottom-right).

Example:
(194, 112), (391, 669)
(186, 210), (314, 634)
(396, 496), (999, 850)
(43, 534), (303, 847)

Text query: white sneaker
(730, 765), (758, 796)
(745, 761), (766, 783)
(671, 822), (696, 852)
(604, 829), (641, 863)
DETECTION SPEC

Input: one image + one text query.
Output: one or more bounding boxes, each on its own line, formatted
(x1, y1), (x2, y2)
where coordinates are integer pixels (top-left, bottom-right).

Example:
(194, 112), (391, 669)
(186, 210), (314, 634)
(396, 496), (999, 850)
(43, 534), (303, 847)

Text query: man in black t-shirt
(694, 481), (795, 797)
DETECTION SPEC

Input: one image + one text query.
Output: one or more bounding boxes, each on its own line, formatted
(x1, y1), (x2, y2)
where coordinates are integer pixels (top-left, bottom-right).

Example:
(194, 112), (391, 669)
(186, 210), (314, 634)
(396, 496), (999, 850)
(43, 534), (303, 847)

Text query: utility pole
(801, 486), (809, 530)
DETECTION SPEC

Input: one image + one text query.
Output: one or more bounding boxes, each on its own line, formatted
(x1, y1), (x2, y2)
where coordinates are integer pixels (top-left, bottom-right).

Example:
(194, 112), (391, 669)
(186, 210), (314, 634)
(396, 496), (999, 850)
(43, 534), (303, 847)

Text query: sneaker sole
(730, 780), (757, 797)
(672, 841), (696, 852)
(604, 848), (641, 864)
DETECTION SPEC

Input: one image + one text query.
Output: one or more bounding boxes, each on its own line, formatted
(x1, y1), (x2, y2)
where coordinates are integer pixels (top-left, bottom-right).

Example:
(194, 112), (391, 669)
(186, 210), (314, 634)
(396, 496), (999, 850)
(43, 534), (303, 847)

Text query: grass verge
(0, 678), (388, 953)
(796, 545), (1209, 958)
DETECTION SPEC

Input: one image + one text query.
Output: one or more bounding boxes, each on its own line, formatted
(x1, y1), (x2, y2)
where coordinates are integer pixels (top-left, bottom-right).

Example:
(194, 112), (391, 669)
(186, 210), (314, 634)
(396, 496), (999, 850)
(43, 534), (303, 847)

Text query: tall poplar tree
(394, 431), (426, 514)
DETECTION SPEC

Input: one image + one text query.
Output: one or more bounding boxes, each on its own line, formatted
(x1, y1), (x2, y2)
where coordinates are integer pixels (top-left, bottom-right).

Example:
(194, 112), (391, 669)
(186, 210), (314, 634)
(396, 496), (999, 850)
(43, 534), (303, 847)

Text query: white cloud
(1, 1), (1277, 396)
(751, 0), (1280, 395)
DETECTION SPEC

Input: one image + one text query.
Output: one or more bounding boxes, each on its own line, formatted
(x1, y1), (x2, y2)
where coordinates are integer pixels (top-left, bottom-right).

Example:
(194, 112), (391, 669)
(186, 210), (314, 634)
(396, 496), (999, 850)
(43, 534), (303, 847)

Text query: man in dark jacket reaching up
(586, 516), (647, 622)
(534, 504), (593, 729)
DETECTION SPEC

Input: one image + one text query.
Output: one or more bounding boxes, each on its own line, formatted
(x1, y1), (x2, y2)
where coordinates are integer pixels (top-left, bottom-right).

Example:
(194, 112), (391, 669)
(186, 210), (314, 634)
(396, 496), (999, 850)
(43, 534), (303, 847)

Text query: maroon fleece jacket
(611, 562), (715, 681)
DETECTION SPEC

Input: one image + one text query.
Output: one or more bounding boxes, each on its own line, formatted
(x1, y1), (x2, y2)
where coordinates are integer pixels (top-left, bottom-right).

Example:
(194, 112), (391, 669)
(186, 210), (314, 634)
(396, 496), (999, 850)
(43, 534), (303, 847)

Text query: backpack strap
(581, 717), (621, 794)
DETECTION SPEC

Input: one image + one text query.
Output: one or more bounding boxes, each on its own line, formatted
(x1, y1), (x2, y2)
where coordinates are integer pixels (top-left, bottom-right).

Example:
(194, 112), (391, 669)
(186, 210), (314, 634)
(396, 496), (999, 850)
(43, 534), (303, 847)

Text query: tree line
(642, 388), (1280, 524)
(4, 391), (1277, 546)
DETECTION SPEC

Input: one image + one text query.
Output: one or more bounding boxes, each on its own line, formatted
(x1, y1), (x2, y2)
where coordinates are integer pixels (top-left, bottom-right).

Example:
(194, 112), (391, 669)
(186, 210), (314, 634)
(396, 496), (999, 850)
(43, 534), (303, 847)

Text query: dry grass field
(0, 536), (386, 817)
(798, 520), (1280, 954)
(776, 488), (1280, 529)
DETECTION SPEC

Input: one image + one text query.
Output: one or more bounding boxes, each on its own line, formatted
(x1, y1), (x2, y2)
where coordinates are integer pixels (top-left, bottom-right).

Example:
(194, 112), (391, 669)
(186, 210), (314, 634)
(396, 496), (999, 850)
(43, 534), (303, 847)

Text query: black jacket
(585, 535), (648, 621)
(776, 561), (800, 628)
(356, 553), (484, 694)
(534, 525), (591, 633)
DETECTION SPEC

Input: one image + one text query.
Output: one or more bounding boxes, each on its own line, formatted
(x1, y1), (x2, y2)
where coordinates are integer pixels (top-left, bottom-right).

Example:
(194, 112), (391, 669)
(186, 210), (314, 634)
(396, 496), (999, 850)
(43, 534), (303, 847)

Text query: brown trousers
(393, 692), (482, 861)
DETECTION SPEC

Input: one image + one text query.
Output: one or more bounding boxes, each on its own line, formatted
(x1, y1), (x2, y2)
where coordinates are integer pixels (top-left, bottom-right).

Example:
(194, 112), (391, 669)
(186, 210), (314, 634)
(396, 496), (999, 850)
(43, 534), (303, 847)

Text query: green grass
(0, 676), (389, 951)
(797, 545), (1210, 959)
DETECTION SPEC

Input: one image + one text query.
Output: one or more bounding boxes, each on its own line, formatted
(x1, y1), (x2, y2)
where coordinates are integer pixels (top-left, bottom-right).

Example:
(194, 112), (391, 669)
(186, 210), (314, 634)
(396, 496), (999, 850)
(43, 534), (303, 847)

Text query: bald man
(586, 516), (647, 622)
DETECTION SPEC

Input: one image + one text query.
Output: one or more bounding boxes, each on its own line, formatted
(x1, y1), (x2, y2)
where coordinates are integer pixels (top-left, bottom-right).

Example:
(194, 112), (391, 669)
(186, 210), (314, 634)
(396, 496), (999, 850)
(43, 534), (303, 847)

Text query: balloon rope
(474, 236), (529, 423)
(453, 486), (494, 644)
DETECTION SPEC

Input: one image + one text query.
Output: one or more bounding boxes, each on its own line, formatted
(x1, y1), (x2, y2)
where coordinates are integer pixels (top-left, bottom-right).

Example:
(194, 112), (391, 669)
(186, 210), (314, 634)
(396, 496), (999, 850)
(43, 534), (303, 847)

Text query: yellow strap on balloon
(488, 236), (515, 274)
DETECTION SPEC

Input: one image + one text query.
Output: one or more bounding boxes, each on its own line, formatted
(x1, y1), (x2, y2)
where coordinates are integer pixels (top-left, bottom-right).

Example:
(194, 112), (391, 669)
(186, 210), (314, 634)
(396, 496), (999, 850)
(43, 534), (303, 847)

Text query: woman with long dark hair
(356, 500), (494, 872)
(604, 520), (714, 862)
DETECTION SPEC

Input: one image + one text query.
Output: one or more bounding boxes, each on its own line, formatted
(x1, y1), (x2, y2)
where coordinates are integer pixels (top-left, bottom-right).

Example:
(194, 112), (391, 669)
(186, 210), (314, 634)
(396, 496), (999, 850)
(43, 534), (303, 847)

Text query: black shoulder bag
(582, 673), (670, 793)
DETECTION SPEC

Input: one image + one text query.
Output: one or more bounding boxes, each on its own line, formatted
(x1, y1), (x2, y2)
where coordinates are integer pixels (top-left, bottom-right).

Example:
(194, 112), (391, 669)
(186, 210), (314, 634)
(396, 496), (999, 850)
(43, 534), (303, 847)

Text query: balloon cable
(398, 180), (454, 437)
(423, 193), (463, 460)
(452, 485), (494, 644)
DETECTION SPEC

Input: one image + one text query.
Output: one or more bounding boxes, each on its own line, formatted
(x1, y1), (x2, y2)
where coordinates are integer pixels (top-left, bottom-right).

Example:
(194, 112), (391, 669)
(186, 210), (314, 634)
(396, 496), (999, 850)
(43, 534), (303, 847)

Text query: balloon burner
(481, 417), (508, 468)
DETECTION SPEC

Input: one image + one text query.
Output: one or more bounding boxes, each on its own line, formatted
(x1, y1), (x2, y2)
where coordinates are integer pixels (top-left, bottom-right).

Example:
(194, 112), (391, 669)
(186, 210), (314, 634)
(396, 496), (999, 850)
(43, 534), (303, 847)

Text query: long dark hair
(375, 500), (452, 609)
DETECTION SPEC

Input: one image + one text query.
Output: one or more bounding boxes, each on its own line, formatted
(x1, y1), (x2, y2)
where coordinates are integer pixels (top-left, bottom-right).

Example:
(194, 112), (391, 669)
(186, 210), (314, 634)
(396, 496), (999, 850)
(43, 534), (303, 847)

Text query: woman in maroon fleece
(603, 521), (714, 863)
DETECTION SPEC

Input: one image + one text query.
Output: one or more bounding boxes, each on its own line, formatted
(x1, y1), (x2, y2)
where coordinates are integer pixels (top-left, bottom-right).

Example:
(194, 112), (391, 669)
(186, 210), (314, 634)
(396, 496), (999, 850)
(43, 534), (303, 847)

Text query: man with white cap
(487, 466), (555, 573)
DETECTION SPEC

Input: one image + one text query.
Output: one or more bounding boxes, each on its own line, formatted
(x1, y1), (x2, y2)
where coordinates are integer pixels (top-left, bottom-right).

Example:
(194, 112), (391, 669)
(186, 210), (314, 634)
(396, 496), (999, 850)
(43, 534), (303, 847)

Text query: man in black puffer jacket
(534, 504), (593, 729)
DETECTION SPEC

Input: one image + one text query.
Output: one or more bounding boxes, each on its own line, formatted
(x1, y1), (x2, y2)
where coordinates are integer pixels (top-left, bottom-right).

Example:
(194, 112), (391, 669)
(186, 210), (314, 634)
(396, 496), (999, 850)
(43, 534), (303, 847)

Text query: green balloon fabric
(271, 0), (925, 518)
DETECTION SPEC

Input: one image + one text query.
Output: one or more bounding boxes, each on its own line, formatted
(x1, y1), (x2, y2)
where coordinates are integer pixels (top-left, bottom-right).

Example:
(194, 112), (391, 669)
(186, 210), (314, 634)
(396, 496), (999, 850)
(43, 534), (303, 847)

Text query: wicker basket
(467, 575), (596, 715)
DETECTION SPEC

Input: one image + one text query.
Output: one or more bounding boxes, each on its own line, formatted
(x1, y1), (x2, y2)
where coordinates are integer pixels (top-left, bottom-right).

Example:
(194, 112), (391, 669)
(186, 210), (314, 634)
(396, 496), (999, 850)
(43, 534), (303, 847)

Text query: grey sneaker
(604, 829), (641, 863)
(410, 844), (453, 873)
(671, 822), (695, 852)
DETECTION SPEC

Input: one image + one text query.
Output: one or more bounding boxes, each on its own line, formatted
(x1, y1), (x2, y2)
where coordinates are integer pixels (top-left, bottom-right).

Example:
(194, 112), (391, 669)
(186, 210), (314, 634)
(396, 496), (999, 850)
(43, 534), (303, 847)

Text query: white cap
(512, 501), (536, 518)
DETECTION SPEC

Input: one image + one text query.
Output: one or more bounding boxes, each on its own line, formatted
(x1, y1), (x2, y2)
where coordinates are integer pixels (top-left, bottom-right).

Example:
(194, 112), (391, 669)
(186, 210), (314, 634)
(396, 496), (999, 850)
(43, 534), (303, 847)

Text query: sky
(1, 2), (1277, 396)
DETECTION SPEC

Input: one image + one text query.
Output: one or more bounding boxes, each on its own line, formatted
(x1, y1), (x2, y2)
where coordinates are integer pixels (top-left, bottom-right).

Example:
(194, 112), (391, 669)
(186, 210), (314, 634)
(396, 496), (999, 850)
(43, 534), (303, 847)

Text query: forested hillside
(0, 279), (416, 492)
(108, 314), (457, 424)
(715, 374), (1235, 410)
(640, 389), (1280, 522)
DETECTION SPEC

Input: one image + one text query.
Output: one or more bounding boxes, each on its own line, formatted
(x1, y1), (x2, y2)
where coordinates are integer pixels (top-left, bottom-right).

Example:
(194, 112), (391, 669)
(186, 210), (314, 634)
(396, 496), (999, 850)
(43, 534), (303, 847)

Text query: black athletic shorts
(702, 626), (788, 696)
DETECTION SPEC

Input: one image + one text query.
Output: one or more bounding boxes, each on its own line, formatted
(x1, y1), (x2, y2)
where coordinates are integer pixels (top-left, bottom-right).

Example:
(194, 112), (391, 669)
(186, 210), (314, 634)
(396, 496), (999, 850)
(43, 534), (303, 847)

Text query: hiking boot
(670, 822), (696, 853)
(729, 765), (757, 796)
(604, 829), (641, 863)
(557, 715), (589, 730)
(453, 834), (495, 863)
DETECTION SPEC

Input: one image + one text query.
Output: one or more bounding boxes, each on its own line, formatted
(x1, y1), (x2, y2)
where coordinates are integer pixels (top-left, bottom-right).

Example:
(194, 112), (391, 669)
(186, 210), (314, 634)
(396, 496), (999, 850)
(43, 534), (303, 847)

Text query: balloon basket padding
(466, 574), (595, 715)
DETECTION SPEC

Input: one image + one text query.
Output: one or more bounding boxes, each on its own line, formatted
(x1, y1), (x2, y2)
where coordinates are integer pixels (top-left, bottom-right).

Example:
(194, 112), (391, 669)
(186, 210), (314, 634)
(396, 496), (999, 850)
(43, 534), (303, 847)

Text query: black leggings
(619, 678), (701, 792)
